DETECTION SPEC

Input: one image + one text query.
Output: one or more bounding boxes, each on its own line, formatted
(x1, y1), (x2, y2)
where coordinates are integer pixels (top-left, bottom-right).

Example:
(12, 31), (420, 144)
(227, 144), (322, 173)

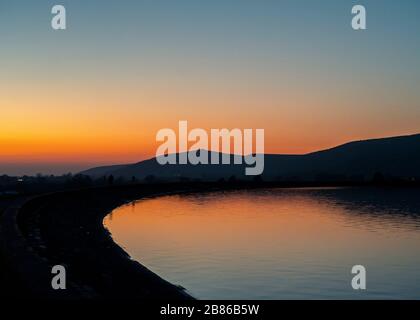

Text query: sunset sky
(1, 0), (419, 175)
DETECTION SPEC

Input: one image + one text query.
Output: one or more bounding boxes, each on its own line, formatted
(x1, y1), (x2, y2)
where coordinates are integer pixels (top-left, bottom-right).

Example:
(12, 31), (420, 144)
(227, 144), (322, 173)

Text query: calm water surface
(104, 187), (420, 299)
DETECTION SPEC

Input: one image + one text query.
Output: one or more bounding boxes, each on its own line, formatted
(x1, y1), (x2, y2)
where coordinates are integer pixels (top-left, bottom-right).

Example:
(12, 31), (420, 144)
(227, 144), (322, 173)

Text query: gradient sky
(1, 0), (419, 175)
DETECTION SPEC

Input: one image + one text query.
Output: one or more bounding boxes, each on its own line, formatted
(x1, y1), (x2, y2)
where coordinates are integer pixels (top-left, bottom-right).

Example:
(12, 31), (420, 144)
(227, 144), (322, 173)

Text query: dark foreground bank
(1, 181), (419, 300)
(1, 183), (213, 300)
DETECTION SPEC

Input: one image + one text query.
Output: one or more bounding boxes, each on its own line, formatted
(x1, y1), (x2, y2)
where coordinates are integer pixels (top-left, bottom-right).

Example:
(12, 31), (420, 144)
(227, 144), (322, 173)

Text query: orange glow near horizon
(1, 119), (418, 166)
(1, 51), (419, 168)
(0, 82), (415, 163)
(2, 35), (419, 169)
(1, 111), (418, 166)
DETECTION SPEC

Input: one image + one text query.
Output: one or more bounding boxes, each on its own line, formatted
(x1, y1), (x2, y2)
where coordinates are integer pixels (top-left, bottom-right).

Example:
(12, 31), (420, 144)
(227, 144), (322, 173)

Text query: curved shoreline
(2, 183), (224, 299)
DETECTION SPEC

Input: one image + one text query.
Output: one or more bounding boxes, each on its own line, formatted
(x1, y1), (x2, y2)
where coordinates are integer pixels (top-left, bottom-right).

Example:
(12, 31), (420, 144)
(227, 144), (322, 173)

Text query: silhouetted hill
(80, 133), (420, 182)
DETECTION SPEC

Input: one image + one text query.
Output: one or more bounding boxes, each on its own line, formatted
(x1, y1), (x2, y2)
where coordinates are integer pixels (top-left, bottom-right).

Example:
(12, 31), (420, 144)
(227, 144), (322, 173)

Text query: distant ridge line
(80, 133), (420, 182)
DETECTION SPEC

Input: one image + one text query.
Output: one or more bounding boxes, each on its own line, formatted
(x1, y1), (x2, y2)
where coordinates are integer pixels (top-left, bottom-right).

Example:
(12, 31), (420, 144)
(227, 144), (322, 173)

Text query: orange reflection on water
(104, 188), (420, 299)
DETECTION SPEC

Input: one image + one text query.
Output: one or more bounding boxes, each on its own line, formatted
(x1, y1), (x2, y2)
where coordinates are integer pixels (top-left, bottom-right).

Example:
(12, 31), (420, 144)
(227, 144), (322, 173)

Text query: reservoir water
(104, 187), (420, 299)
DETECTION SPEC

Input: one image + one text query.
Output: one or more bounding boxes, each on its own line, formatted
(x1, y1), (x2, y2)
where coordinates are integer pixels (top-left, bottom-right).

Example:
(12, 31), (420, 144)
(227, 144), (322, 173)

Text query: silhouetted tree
(108, 175), (114, 185)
